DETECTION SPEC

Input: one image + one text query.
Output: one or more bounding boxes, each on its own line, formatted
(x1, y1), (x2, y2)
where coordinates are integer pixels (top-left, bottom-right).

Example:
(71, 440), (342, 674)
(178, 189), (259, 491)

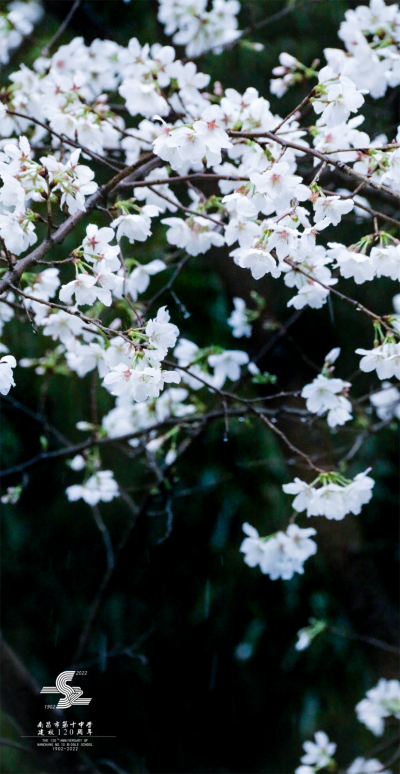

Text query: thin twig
(118, 173), (244, 189)
(165, 361), (325, 473)
(71, 491), (149, 667)
(282, 258), (395, 333)
(91, 505), (114, 572)
(329, 626), (400, 655)
(42, 0), (82, 58)
(229, 130), (400, 201)
(321, 189), (400, 228)
(0, 154), (161, 296)
(273, 90), (314, 134)
(144, 254), (192, 314)
(9, 285), (133, 344)
(1, 394), (71, 447)
(148, 185), (225, 226)
(0, 405), (300, 479)
(6, 110), (122, 172)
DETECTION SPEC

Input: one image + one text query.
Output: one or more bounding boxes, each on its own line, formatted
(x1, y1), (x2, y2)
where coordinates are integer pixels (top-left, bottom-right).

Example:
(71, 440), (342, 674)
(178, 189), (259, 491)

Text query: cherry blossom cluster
(370, 381), (400, 420)
(330, 0), (400, 98)
(270, 52), (304, 98)
(328, 239), (400, 285)
(357, 339), (400, 379)
(296, 731), (337, 774)
(101, 387), (196, 451)
(0, 136), (97, 254)
(38, 238), (182, 401)
(0, 0), (398, 584)
(240, 522), (317, 581)
(102, 306), (181, 402)
(294, 675), (400, 770)
(0, 3), (398, 768)
(301, 348), (353, 428)
(0, 0), (42, 65)
(282, 469), (375, 521)
(66, 470), (119, 506)
(271, 0), (400, 101)
(157, 0), (241, 57)
(356, 678), (400, 736)
(0, 354), (16, 395)
(294, 639), (400, 767)
(296, 730), (391, 774)
(173, 337), (251, 390)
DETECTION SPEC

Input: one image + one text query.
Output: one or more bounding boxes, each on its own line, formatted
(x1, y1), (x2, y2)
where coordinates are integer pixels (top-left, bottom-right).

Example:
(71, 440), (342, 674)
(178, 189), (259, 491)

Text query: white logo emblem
(40, 671), (92, 708)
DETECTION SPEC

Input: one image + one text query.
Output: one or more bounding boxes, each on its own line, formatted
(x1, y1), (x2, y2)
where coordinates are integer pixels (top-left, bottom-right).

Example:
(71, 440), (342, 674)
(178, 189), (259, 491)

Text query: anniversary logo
(40, 670), (92, 709)
(19, 669), (116, 760)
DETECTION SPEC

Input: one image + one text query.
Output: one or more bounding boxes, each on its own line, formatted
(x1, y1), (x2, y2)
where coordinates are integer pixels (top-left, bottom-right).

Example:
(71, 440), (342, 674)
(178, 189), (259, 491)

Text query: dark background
(1, 1), (399, 772)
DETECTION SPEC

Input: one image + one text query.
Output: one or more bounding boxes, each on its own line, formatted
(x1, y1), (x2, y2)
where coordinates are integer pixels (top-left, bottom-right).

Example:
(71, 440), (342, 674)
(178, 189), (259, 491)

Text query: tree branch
(71, 492), (149, 667)
(42, 0), (82, 58)
(229, 130), (400, 201)
(0, 154), (161, 296)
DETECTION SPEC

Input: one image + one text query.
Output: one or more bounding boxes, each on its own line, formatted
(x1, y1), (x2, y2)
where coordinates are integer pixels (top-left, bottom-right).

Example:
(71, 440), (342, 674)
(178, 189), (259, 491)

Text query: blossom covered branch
(0, 0), (399, 764)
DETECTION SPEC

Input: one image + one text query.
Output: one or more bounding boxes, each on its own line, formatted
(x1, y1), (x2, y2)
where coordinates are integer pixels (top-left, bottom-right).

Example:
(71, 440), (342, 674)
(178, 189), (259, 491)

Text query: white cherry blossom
(299, 731), (337, 769)
(328, 243), (376, 284)
(313, 66), (366, 127)
(240, 523), (317, 580)
(0, 354), (16, 395)
(302, 374), (352, 427)
(227, 298), (252, 338)
(313, 194), (354, 229)
(283, 470), (374, 519)
(356, 342), (400, 380)
(370, 382), (400, 421)
(233, 247), (281, 280)
(59, 274), (99, 307)
(126, 259), (166, 301)
(208, 349), (249, 387)
(356, 678), (400, 736)
(347, 757), (390, 774)
(250, 162), (310, 208)
(0, 210), (37, 255)
(111, 205), (159, 244)
(145, 306), (180, 360)
(66, 470), (119, 506)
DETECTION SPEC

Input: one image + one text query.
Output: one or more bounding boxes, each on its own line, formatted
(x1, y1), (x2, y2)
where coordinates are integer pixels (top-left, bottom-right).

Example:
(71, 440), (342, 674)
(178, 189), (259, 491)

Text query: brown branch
(229, 130), (400, 201)
(42, 0), (82, 57)
(71, 491), (149, 667)
(323, 144), (400, 154)
(166, 362), (325, 473)
(0, 404), (301, 479)
(147, 185), (225, 226)
(9, 285), (133, 344)
(273, 90), (314, 133)
(329, 625), (400, 655)
(0, 154), (161, 296)
(282, 258), (396, 333)
(144, 253), (192, 313)
(320, 188), (400, 228)
(118, 173), (245, 188)
(6, 110), (123, 172)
